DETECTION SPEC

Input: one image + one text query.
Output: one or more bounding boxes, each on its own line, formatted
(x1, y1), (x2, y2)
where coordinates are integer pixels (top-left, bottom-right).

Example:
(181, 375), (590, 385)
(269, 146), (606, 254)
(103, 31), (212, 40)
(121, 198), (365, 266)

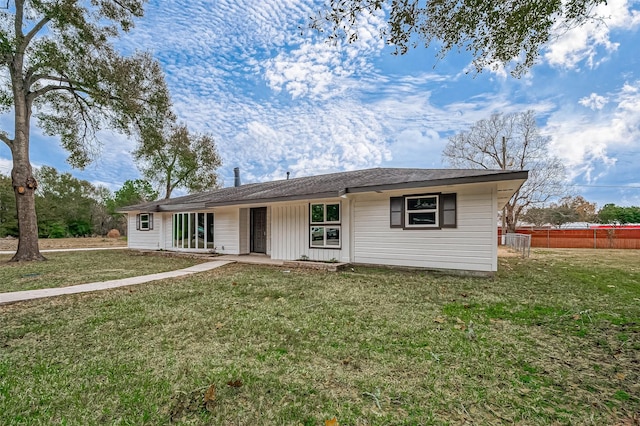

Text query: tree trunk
(10, 90), (45, 261)
(505, 202), (517, 233)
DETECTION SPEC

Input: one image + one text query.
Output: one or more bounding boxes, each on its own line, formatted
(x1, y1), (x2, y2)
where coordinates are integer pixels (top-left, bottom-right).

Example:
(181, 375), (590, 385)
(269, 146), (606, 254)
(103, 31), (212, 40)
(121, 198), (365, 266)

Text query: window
(309, 202), (341, 248)
(310, 202), (340, 224)
(390, 193), (457, 229)
(136, 213), (153, 231)
(172, 212), (214, 249)
(406, 195), (438, 227)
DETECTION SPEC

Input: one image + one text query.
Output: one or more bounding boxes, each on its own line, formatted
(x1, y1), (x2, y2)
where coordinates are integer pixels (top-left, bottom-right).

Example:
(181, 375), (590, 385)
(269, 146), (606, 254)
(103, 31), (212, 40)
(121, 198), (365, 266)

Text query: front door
(250, 207), (267, 253)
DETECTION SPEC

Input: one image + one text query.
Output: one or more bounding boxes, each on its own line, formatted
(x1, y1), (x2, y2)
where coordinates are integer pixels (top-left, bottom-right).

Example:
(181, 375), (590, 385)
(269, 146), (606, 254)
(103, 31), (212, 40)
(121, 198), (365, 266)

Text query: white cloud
(545, 0), (640, 69)
(262, 8), (386, 100)
(547, 80), (640, 182)
(0, 157), (11, 175)
(579, 93), (609, 110)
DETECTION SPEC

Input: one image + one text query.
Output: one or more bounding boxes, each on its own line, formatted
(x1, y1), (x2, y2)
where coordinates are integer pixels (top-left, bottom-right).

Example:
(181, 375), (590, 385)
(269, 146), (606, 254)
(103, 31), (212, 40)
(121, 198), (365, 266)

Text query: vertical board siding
(127, 213), (162, 250)
(163, 213), (172, 249)
(239, 208), (249, 254)
(353, 187), (496, 272)
(266, 206), (271, 255)
(271, 203), (305, 260)
(270, 202), (343, 261)
(214, 208), (239, 254)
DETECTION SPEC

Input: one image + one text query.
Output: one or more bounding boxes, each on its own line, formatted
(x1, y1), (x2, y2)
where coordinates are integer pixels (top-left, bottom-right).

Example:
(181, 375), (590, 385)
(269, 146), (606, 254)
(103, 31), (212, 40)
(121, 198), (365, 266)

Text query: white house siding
(127, 212), (162, 250)
(353, 184), (497, 272)
(270, 201), (342, 261)
(162, 213), (172, 250)
(213, 207), (239, 254)
(239, 208), (249, 254)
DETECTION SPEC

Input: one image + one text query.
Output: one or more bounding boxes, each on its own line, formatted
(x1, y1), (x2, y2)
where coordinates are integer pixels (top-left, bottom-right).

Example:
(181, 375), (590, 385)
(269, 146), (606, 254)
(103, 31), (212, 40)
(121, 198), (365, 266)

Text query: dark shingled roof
(119, 168), (528, 212)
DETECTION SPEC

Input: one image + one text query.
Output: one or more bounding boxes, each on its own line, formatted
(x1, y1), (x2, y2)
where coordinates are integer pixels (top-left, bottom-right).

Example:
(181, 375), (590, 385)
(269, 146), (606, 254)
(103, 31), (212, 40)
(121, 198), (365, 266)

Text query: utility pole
(501, 136), (507, 244)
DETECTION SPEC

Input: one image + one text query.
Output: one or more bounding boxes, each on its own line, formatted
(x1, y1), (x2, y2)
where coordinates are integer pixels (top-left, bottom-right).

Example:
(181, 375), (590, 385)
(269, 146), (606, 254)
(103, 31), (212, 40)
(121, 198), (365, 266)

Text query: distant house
(119, 168), (527, 274)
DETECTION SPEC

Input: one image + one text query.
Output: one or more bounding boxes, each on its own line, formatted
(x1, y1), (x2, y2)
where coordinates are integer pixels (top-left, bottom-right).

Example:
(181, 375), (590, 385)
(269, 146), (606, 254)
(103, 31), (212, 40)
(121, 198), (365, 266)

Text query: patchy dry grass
(0, 249), (638, 425)
(0, 251), (205, 293)
(0, 237), (127, 251)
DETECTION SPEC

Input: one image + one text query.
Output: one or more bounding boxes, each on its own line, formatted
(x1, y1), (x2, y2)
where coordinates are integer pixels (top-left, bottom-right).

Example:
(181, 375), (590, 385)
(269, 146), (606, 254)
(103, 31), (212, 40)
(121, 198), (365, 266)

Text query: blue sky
(1, 0), (640, 208)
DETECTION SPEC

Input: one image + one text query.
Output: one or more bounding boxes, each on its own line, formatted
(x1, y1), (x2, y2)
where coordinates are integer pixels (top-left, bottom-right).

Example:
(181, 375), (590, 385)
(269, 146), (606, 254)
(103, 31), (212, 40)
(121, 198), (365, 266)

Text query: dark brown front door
(250, 207), (267, 253)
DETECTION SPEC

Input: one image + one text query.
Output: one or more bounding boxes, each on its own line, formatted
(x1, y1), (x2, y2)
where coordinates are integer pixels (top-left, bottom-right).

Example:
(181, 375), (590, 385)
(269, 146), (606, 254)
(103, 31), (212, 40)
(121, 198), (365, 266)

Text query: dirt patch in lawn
(0, 236), (127, 251)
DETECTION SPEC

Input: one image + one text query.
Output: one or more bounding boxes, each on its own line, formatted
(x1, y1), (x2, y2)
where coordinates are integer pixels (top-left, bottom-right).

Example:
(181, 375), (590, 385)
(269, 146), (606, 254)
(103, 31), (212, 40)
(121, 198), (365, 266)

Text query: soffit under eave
(496, 179), (527, 210)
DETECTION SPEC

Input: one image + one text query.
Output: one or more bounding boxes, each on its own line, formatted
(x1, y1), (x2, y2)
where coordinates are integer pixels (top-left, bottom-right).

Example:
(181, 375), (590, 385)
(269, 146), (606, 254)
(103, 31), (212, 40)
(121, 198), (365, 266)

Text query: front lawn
(0, 250), (205, 293)
(0, 249), (638, 424)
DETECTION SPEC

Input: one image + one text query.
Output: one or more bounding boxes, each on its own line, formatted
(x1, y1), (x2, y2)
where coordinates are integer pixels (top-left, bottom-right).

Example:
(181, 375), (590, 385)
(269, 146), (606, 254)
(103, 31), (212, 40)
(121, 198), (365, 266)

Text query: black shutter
(136, 214), (141, 230)
(441, 193), (457, 228)
(390, 197), (404, 228)
(149, 213), (154, 230)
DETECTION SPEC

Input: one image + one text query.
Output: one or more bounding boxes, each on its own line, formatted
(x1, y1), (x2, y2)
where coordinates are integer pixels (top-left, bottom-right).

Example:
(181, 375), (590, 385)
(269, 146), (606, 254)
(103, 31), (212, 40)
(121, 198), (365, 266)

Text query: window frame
(405, 194), (440, 228)
(171, 212), (214, 249)
(136, 213), (153, 231)
(309, 202), (341, 248)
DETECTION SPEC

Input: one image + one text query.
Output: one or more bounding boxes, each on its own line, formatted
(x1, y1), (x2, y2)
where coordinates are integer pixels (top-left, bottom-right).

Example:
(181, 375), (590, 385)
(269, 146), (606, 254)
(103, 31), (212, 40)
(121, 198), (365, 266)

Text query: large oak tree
(0, 0), (170, 261)
(312, 0), (606, 76)
(442, 110), (567, 232)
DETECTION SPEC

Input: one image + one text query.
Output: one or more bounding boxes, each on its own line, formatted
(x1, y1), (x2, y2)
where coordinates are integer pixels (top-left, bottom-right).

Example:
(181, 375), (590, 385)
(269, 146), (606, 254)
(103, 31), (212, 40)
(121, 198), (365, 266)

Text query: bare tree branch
(0, 132), (12, 147)
(443, 110), (568, 231)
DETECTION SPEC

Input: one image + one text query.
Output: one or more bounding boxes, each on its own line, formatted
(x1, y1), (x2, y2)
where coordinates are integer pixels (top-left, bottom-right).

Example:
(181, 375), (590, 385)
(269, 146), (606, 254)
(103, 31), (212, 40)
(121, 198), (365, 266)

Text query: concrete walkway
(0, 260), (234, 305)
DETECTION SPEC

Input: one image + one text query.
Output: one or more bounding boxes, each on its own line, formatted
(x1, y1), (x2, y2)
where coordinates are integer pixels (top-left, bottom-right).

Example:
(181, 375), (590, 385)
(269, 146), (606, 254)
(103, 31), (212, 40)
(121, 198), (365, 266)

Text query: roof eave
(116, 204), (160, 213)
(344, 171), (529, 194)
(204, 191), (340, 207)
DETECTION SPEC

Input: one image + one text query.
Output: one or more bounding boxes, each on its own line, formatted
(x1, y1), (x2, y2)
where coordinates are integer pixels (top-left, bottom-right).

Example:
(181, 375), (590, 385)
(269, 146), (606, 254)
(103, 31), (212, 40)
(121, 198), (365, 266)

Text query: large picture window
(173, 212), (214, 249)
(309, 202), (341, 248)
(390, 193), (457, 229)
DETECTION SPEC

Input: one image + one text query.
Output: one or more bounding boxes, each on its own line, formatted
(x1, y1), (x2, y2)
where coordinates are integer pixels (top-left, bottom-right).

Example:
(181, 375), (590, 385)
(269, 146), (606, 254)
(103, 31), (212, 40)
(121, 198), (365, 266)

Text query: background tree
(521, 207), (550, 227)
(105, 179), (158, 235)
(34, 166), (98, 238)
(91, 185), (117, 237)
(134, 122), (222, 199)
(598, 204), (640, 225)
(442, 110), (566, 233)
(522, 196), (598, 228)
(546, 205), (578, 228)
(558, 195), (597, 223)
(312, 0), (606, 76)
(0, 173), (18, 237)
(110, 179), (158, 209)
(0, 1), (171, 261)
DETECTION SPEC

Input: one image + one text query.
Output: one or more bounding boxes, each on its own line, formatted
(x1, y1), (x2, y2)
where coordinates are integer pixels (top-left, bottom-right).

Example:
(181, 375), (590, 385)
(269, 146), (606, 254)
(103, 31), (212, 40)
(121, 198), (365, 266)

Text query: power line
(571, 184), (640, 189)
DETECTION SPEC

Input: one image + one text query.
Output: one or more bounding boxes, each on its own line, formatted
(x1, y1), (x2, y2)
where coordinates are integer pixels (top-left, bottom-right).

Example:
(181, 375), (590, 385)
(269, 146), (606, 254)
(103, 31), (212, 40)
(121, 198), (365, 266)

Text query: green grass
(0, 250), (204, 293)
(0, 249), (639, 424)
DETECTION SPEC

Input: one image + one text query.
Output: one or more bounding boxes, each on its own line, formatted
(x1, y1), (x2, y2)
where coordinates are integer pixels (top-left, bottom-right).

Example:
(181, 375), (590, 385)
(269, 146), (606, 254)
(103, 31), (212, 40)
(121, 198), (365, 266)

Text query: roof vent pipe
(233, 167), (241, 187)
(286, 171), (290, 180)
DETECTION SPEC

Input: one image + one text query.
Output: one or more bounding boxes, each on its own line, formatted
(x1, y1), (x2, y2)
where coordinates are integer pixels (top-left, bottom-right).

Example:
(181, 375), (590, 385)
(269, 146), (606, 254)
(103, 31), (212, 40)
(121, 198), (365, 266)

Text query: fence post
(594, 228), (596, 249)
(547, 228), (550, 248)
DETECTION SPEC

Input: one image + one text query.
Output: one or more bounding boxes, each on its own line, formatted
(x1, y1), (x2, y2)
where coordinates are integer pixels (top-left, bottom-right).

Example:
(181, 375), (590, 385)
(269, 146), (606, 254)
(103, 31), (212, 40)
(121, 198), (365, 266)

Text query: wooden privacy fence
(498, 228), (640, 249)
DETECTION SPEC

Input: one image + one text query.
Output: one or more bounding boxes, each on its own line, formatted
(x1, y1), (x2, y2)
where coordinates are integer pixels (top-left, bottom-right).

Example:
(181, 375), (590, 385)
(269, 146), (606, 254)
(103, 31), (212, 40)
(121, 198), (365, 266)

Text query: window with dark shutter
(136, 213), (153, 231)
(390, 194), (457, 229)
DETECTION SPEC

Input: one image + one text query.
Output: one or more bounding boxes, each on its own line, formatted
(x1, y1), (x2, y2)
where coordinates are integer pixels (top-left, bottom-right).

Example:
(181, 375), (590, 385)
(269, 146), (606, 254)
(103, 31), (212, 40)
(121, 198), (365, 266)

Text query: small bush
(39, 221), (67, 238)
(107, 229), (121, 238)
